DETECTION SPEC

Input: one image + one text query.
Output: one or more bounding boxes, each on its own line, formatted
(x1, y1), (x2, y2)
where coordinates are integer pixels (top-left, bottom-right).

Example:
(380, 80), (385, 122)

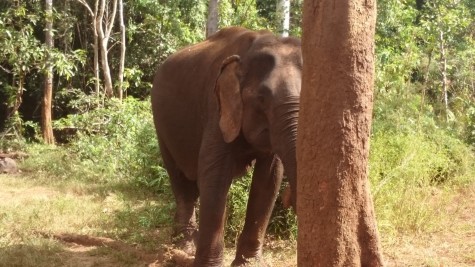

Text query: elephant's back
(151, 27), (264, 180)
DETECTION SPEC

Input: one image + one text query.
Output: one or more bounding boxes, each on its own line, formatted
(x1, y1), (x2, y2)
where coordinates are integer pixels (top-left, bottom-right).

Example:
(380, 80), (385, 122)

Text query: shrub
(24, 98), (169, 193)
(369, 91), (475, 235)
(226, 176), (297, 243)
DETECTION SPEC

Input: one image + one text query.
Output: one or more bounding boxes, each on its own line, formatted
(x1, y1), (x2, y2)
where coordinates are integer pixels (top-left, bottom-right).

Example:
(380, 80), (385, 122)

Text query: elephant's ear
(215, 55), (242, 143)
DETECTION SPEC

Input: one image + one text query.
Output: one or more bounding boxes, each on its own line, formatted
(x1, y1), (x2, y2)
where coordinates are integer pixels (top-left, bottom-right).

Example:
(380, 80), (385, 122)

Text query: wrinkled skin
(151, 27), (300, 267)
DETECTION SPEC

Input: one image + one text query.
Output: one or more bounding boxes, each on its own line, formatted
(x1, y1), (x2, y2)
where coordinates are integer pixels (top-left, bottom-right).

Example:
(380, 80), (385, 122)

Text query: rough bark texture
(42, 0), (55, 144)
(297, 0), (384, 266)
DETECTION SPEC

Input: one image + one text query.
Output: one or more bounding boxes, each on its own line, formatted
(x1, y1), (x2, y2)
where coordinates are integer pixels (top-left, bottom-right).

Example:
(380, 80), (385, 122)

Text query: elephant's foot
(172, 229), (198, 255)
(171, 249), (194, 267)
(231, 254), (269, 267)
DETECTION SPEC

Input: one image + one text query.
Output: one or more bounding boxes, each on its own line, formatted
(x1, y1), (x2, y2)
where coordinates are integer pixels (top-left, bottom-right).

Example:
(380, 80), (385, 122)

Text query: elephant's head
(215, 35), (301, 208)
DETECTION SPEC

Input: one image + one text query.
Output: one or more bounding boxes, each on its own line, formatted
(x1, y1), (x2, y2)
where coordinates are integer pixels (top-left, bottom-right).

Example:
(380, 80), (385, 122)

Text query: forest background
(0, 0), (474, 265)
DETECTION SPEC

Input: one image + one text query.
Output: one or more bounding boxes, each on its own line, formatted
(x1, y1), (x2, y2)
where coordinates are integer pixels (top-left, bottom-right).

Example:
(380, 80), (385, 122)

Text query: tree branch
(75, 0), (95, 17)
(0, 65), (12, 74)
(106, 0), (118, 38)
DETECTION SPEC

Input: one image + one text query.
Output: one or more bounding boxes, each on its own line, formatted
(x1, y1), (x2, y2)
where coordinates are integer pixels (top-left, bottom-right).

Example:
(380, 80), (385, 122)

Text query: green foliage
(0, 6), (43, 74)
(226, 176), (297, 243)
(27, 98), (169, 193)
(370, 92), (475, 235)
(267, 182), (297, 240)
(226, 174), (252, 243)
(124, 0), (207, 97)
(375, 0), (475, 143)
(220, 0), (267, 30)
(0, 1), (86, 135)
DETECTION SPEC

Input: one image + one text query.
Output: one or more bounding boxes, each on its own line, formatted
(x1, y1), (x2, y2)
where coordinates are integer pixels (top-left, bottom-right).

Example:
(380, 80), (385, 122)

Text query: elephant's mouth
(259, 128), (269, 138)
(247, 128), (271, 152)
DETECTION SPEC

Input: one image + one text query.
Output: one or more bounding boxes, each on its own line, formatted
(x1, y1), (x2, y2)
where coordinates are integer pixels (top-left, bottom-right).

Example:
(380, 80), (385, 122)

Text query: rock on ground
(0, 157), (18, 173)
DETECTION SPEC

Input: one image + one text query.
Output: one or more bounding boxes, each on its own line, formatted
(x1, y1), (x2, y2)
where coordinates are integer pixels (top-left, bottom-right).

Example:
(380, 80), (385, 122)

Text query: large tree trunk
(42, 0), (55, 144)
(206, 0), (219, 37)
(297, 0), (384, 266)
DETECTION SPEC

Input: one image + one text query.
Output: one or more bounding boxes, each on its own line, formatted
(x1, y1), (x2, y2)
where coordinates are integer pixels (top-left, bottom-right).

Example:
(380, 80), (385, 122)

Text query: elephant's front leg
(232, 155), (284, 266)
(194, 155), (234, 267)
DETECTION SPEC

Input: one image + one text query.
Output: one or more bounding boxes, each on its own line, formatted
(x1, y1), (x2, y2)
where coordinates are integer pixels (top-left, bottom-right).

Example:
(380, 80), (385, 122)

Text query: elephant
(151, 27), (300, 267)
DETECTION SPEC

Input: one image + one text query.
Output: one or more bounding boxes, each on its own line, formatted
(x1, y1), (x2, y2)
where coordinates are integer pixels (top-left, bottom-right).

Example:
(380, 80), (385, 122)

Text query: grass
(1, 149), (474, 266)
(381, 184), (475, 266)
(0, 172), (174, 267)
(368, 126), (475, 236)
(0, 155), (474, 267)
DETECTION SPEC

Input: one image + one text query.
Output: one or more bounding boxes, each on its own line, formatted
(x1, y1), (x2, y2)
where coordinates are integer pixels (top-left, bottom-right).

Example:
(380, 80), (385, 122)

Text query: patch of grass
(0, 174), (171, 266)
(0, 237), (64, 267)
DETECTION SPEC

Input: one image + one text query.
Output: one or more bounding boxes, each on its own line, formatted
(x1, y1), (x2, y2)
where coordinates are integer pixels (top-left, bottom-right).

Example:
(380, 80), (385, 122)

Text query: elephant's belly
(156, 111), (202, 181)
(164, 134), (200, 181)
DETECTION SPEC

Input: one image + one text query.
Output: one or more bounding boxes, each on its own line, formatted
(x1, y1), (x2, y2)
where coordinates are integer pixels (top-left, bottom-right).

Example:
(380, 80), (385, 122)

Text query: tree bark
(96, 0), (117, 98)
(206, 0), (220, 37)
(117, 0), (125, 100)
(439, 29), (449, 122)
(93, 0), (100, 96)
(297, 0), (384, 266)
(42, 0), (55, 144)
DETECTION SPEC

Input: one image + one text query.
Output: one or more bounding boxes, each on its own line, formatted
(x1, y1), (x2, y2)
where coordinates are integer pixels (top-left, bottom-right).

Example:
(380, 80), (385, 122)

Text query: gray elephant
(151, 27), (300, 267)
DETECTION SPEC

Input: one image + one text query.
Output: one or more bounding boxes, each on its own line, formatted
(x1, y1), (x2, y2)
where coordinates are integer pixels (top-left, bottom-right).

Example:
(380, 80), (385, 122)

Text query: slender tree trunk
(9, 74), (24, 121)
(6, 74), (24, 137)
(420, 51), (432, 125)
(96, 0), (117, 98)
(206, 0), (219, 37)
(439, 29), (449, 122)
(276, 0), (290, 37)
(42, 0), (55, 144)
(297, 0), (384, 266)
(93, 0), (100, 96)
(117, 0), (125, 100)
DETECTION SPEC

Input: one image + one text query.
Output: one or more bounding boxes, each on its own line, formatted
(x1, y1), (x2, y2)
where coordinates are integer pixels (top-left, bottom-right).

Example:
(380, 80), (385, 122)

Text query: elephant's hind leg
(232, 155), (284, 266)
(159, 141), (199, 255)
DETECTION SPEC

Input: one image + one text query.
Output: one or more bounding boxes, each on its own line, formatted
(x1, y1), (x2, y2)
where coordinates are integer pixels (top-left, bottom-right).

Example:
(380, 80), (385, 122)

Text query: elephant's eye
(257, 94), (265, 104)
(257, 85), (272, 104)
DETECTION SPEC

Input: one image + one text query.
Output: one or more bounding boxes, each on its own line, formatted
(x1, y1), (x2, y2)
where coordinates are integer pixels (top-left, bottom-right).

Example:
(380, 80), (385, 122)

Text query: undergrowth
(5, 92), (475, 244)
(23, 98), (169, 193)
(370, 90), (475, 236)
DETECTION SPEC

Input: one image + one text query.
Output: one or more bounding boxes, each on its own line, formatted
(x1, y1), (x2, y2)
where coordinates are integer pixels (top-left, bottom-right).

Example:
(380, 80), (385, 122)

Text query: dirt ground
(0, 174), (474, 267)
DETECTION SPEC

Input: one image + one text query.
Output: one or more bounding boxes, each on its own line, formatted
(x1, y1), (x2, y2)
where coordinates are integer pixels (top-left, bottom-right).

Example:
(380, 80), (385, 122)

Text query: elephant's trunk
(272, 97), (299, 209)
